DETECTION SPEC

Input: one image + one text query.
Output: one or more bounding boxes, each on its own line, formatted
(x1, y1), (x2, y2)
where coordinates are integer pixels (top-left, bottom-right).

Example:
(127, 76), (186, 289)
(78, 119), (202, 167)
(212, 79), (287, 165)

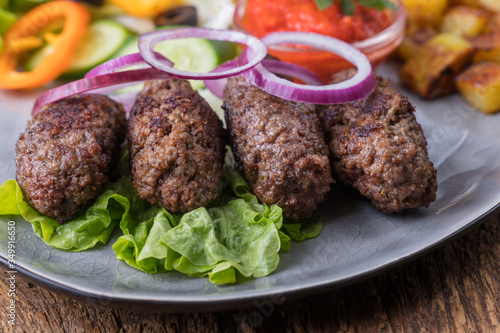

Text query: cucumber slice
(208, 40), (238, 64)
(65, 19), (129, 76)
(113, 33), (221, 90)
(25, 19), (130, 77)
(113, 36), (140, 58)
(157, 37), (219, 89)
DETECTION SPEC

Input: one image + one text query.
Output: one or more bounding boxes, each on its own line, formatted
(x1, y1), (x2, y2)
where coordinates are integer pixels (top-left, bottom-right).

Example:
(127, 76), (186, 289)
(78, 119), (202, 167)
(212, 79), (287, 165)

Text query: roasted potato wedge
(440, 6), (489, 38)
(397, 27), (437, 61)
(402, 0), (449, 30)
(472, 31), (500, 63)
(456, 62), (500, 113)
(400, 33), (474, 99)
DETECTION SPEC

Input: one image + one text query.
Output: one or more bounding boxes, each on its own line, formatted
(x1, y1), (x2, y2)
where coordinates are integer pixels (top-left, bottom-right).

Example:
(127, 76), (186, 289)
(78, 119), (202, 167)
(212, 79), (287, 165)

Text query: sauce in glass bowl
(233, 0), (406, 83)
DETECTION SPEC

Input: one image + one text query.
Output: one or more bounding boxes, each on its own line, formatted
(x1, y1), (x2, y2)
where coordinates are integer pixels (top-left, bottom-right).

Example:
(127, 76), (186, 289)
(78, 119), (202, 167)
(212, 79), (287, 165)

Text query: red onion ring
(204, 59), (322, 99)
(33, 28), (377, 116)
(202, 60), (236, 100)
(32, 68), (172, 115)
(241, 32), (377, 104)
(138, 27), (267, 79)
(84, 52), (173, 78)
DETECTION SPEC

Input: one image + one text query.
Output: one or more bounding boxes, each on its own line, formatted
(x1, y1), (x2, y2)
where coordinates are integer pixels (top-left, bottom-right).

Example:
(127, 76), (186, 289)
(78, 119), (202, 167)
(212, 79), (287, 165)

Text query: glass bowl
(233, 0), (407, 83)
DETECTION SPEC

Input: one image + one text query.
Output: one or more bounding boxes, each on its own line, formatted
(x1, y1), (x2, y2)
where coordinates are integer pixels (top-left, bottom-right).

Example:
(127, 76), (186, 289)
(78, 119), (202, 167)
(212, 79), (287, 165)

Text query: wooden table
(1, 211), (499, 332)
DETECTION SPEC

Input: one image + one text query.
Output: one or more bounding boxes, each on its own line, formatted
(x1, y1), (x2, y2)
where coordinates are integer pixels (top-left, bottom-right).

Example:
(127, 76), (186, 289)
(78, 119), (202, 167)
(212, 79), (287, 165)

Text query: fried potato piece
(440, 6), (489, 38)
(400, 33), (474, 99)
(397, 27), (437, 61)
(456, 62), (500, 113)
(402, 0), (448, 30)
(472, 31), (500, 63)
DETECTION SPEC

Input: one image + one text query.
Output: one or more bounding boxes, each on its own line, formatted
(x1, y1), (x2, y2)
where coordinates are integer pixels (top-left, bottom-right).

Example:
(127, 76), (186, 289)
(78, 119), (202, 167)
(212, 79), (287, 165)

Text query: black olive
(76, 0), (105, 6)
(154, 6), (198, 27)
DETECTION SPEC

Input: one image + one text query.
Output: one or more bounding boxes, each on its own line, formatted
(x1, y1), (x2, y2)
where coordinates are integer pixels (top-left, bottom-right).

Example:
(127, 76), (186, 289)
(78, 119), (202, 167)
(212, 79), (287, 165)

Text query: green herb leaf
(357, 0), (398, 11)
(314, 0), (334, 10)
(316, 0), (397, 14)
(340, 0), (355, 16)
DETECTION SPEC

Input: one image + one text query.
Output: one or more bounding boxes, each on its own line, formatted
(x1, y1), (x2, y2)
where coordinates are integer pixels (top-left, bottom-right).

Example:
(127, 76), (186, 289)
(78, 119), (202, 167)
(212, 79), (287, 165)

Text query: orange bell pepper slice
(0, 1), (90, 90)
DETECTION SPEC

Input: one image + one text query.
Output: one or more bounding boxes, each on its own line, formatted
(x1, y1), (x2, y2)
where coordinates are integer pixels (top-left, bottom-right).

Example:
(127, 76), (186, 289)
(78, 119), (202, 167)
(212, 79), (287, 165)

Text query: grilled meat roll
(128, 79), (225, 213)
(317, 77), (437, 212)
(222, 76), (333, 221)
(15, 94), (127, 223)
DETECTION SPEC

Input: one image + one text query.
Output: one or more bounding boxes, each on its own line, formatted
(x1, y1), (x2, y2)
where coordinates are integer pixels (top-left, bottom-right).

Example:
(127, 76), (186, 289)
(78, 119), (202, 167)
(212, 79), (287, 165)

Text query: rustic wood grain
(1, 213), (499, 333)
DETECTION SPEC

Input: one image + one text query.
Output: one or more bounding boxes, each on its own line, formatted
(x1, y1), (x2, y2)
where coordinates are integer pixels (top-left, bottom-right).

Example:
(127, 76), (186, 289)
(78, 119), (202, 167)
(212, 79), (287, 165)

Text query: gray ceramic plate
(1, 62), (500, 312)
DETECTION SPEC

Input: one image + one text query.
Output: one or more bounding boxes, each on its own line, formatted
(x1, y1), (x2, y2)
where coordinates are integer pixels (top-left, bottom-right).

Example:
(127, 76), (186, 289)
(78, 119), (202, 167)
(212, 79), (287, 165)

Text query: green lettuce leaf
(112, 166), (287, 284)
(281, 212), (323, 242)
(0, 178), (131, 251)
(1, 147), (323, 284)
(112, 206), (179, 273)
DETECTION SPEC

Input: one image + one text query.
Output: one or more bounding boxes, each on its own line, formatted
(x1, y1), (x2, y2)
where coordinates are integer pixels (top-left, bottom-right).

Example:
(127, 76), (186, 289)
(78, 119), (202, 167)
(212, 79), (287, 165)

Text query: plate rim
(2, 202), (498, 312)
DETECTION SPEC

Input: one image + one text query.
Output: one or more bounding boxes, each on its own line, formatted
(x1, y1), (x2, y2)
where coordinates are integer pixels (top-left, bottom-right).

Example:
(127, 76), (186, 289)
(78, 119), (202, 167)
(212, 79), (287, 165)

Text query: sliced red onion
(204, 59), (322, 99)
(109, 90), (141, 114)
(33, 28), (377, 116)
(85, 52), (173, 78)
(139, 27), (267, 79)
(203, 60), (237, 99)
(261, 59), (322, 85)
(204, 78), (227, 99)
(242, 32), (377, 104)
(32, 68), (172, 115)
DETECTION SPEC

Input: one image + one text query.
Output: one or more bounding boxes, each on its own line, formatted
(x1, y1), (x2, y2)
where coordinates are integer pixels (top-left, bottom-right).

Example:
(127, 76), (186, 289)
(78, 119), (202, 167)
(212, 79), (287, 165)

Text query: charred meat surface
(317, 78), (437, 213)
(128, 79), (225, 213)
(222, 76), (333, 221)
(15, 94), (127, 223)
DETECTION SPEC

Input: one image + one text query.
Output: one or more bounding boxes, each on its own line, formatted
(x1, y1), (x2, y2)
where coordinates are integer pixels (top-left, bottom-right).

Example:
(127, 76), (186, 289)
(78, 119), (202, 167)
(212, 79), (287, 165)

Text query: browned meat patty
(128, 79), (225, 213)
(317, 77), (437, 213)
(222, 76), (333, 221)
(15, 94), (127, 224)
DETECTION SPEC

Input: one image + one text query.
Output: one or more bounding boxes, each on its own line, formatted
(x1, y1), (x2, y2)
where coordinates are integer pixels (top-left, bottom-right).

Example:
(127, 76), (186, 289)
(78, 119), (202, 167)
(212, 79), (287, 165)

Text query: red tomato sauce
(241, 0), (394, 43)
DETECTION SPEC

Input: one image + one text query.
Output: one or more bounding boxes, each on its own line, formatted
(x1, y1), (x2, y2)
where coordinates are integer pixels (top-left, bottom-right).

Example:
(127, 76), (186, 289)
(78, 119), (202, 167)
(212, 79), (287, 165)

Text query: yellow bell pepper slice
(109, 0), (178, 18)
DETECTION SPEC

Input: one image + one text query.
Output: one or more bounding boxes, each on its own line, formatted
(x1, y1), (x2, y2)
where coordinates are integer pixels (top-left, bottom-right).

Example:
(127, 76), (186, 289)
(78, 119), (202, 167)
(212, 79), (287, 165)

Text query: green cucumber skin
(63, 34), (139, 79)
